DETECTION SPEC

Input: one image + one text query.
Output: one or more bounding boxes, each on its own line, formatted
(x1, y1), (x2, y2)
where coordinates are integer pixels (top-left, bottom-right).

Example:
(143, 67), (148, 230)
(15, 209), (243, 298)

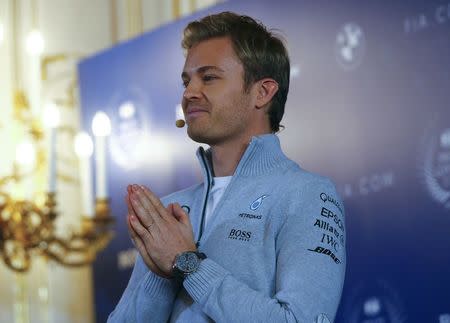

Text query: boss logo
(228, 228), (252, 242)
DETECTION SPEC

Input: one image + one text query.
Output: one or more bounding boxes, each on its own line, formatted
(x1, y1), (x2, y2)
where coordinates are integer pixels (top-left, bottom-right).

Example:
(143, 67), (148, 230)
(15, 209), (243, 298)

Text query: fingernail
(132, 184), (139, 192)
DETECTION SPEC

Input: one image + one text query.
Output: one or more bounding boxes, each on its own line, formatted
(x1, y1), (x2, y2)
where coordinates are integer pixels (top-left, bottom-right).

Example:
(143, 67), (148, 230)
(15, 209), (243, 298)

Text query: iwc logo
(335, 22), (365, 70)
(342, 279), (406, 323)
(420, 120), (450, 209)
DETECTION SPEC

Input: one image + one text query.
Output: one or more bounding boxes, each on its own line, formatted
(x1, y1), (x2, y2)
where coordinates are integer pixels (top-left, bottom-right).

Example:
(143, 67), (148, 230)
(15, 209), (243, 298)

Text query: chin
(187, 127), (210, 144)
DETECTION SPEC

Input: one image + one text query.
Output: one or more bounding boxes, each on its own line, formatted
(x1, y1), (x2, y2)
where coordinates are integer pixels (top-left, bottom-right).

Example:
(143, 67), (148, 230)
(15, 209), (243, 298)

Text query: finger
(172, 203), (190, 225)
(126, 194), (145, 228)
(129, 188), (160, 231)
(127, 214), (150, 259)
(140, 185), (171, 220)
(127, 215), (168, 277)
(127, 213), (143, 247)
(166, 203), (174, 218)
(125, 194), (136, 216)
(133, 185), (161, 221)
(129, 213), (155, 243)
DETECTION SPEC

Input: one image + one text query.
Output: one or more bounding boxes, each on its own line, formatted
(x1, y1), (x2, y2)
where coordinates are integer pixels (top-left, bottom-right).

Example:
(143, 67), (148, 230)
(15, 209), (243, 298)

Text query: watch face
(176, 252), (199, 274)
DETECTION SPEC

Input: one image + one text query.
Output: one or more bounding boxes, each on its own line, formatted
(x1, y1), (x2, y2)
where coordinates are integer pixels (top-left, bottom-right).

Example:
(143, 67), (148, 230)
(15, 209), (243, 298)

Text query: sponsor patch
(239, 213), (262, 220)
(228, 228), (252, 242)
(250, 195), (269, 211)
(308, 246), (341, 264)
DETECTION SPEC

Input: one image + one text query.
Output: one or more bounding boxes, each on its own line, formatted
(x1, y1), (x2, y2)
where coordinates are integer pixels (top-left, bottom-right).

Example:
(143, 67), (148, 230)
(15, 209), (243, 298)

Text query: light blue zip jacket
(108, 134), (346, 323)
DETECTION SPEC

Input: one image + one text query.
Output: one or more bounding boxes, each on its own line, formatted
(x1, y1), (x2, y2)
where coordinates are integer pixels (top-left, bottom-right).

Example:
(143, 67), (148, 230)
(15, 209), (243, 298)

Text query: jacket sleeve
(183, 179), (346, 323)
(107, 254), (181, 323)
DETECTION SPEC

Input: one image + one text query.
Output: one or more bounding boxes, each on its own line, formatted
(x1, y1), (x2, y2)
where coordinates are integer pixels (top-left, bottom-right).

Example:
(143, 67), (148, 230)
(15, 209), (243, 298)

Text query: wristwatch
(172, 251), (207, 280)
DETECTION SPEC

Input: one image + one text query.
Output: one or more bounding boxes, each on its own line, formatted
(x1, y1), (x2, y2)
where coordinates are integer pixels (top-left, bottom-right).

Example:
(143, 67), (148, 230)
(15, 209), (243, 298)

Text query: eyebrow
(181, 66), (225, 79)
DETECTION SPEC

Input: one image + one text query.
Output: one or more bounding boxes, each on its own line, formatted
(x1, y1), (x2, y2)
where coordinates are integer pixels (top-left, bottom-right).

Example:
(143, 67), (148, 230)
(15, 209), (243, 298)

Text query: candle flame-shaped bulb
(43, 102), (60, 129)
(15, 140), (36, 169)
(26, 29), (45, 55)
(74, 132), (94, 158)
(92, 111), (112, 137)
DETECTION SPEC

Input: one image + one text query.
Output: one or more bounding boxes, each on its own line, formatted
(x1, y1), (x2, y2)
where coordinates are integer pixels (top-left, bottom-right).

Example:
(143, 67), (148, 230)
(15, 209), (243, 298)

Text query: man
(108, 12), (345, 323)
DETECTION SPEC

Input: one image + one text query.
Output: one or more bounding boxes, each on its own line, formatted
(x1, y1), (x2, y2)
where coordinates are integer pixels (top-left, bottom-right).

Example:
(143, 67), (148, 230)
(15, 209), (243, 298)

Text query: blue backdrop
(78, 1), (450, 322)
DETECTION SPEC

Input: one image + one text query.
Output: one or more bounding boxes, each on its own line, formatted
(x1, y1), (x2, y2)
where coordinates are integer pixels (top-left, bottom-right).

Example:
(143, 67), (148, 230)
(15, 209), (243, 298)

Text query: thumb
(172, 203), (190, 225)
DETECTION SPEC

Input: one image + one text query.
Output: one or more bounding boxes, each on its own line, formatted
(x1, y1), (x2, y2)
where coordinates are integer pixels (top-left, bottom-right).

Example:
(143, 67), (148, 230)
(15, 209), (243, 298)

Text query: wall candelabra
(0, 99), (114, 273)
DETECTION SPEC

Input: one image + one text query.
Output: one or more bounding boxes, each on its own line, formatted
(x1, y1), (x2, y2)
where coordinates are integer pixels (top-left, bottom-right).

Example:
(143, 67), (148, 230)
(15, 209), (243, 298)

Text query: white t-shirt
(204, 176), (232, 229)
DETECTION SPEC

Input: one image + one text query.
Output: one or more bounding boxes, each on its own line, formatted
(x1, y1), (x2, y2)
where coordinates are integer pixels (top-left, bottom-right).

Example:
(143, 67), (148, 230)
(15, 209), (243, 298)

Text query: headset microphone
(175, 119), (186, 128)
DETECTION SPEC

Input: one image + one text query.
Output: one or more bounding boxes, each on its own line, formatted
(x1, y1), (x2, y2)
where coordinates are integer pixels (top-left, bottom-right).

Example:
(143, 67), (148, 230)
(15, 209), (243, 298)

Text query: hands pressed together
(125, 184), (197, 278)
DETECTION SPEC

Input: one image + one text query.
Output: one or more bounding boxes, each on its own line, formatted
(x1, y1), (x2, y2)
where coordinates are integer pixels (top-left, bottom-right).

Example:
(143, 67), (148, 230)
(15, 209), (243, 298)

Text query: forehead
(182, 37), (243, 75)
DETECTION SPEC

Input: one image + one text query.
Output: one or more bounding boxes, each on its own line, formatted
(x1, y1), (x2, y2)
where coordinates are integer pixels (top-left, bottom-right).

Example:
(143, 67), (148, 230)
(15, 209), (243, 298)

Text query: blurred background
(1, 0), (449, 322)
(0, 1), (218, 323)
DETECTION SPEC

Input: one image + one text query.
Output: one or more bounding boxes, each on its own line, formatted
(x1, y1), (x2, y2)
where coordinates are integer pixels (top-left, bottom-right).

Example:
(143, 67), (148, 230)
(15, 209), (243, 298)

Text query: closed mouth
(186, 107), (209, 117)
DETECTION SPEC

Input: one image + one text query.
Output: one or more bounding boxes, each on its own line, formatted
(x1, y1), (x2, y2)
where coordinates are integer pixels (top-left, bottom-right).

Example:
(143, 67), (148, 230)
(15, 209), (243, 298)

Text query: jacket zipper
(196, 151), (212, 248)
(195, 139), (256, 247)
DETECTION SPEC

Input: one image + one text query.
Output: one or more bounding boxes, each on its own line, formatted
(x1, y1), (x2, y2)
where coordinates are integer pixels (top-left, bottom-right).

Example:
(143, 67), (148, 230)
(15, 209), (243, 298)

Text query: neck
(210, 131), (271, 177)
(208, 116), (272, 176)
(210, 139), (248, 177)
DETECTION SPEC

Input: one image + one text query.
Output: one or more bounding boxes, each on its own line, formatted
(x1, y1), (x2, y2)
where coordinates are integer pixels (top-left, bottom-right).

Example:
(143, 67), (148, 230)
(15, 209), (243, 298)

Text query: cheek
(181, 98), (188, 111)
(220, 95), (252, 126)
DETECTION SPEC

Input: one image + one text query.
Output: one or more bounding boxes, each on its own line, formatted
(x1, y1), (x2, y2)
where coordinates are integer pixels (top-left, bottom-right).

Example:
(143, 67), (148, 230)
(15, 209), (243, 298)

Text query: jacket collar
(196, 134), (293, 179)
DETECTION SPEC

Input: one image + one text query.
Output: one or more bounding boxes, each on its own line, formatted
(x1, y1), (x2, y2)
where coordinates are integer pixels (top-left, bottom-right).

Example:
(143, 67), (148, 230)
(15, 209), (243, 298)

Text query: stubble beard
(187, 96), (252, 146)
(187, 124), (210, 144)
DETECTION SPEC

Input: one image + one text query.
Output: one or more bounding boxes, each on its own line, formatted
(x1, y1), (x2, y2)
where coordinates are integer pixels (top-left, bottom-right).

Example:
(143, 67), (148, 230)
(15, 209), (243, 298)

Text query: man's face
(181, 36), (256, 145)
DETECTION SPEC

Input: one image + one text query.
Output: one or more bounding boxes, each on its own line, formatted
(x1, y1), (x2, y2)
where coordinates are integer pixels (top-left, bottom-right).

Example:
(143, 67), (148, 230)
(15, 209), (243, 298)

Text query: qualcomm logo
(250, 195), (269, 211)
(420, 118), (450, 209)
(335, 22), (365, 70)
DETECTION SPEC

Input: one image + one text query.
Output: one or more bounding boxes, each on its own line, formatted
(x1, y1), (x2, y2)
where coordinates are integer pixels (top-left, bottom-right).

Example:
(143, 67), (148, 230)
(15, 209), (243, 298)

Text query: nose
(183, 79), (202, 101)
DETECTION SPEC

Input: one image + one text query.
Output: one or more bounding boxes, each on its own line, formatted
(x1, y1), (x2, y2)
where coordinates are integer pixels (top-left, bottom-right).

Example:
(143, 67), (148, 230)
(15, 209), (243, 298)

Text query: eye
(202, 75), (218, 82)
(182, 79), (189, 88)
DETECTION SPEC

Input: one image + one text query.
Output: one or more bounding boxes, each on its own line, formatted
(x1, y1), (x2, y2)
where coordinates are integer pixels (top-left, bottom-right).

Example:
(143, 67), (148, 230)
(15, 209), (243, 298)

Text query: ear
(255, 78), (279, 109)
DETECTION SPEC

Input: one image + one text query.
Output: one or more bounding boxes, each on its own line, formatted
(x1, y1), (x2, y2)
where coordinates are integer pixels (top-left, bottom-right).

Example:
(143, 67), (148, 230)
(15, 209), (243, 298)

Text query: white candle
(74, 132), (94, 217)
(26, 29), (44, 116)
(43, 103), (60, 193)
(47, 127), (56, 193)
(29, 54), (42, 116)
(92, 111), (111, 200)
(95, 135), (107, 199)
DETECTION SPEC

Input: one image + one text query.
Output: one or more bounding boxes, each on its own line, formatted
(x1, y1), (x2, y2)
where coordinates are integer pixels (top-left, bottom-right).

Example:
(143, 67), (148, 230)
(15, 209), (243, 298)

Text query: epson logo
(228, 228), (252, 242)
(321, 207), (345, 233)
